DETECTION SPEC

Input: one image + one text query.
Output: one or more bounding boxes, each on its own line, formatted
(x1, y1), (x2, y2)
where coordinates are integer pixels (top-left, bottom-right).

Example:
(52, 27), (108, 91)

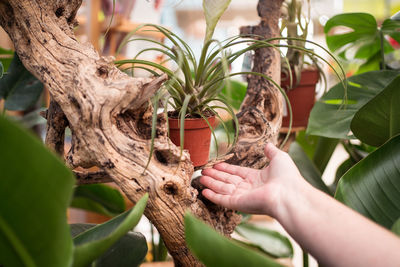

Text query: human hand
(200, 143), (305, 217)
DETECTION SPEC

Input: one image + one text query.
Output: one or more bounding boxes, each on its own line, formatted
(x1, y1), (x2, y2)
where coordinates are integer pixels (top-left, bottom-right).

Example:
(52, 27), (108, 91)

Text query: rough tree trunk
(0, 0), (283, 266)
(228, 0), (285, 168)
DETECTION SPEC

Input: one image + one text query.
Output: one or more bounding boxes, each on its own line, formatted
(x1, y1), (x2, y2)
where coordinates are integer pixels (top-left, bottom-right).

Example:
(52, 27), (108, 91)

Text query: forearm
(276, 180), (400, 267)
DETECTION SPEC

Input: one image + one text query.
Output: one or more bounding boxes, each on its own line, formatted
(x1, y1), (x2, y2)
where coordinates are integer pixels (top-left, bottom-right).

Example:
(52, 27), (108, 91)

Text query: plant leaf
(335, 135), (400, 229)
(185, 213), (283, 267)
(324, 13), (377, 53)
(235, 223), (293, 258)
(391, 218), (400, 236)
(0, 54), (43, 110)
(0, 116), (75, 267)
(72, 194), (148, 267)
(202, 0), (231, 43)
(218, 79), (247, 110)
(288, 142), (331, 195)
(306, 70), (399, 139)
(70, 224), (147, 267)
(350, 75), (400, 147)
(71, 184), (126, 217)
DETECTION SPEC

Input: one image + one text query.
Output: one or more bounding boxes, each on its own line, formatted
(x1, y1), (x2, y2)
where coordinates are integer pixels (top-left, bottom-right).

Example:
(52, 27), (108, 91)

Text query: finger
(202, 167), (243, 185)
(202, 189), (234, 209)
(200, 176), (236, 195)
(264, 142), (280, 160)
(213, 162), (258, 178)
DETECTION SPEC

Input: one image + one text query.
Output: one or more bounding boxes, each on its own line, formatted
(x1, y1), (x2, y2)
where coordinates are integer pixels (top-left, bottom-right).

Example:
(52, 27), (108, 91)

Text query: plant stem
(379, 29), (386, 70)
(303, 248), (309, 267)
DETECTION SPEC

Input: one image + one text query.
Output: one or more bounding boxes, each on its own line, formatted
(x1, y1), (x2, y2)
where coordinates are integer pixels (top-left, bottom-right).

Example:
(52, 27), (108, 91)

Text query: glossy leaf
(324, 13), (377, 53)
(335, 135), (400, 229)
(71, 224), (147, 267)
(185, 213), (283, 267)
(0, 54), (43, 110)
(71, 184), (126, 217)
(324, 13), (398, 73)
(312, 137), (339, 174)
(288, 142), (331, 195)
(351, 75), (400, 147)
(391, 218), (400, 236)
(72, 194), (148, 267)
(235, 223), (293, 258)
(203, 0), (231, 43)
(307, 70), (399, 139)
(0, 116), (75, 267)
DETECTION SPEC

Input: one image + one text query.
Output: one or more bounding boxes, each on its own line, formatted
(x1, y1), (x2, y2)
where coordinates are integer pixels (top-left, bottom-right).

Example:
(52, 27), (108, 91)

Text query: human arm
(200, 143), (400, 267)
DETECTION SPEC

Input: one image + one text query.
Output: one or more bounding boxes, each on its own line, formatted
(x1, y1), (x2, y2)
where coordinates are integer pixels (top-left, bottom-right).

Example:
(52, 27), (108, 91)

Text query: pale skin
(200, 143), (400, 267)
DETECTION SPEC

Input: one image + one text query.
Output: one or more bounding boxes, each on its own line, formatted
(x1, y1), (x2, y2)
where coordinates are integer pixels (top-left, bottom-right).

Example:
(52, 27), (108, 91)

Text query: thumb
(264, 142), (280, 160)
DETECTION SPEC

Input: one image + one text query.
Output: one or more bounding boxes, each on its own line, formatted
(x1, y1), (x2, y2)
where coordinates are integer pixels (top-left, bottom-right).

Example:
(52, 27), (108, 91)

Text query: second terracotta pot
(168, 116), (216, 167)
(281, 68), (319, 128)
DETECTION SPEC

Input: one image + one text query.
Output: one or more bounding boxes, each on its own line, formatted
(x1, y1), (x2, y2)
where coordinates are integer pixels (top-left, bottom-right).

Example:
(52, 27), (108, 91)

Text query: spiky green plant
(114, 0), (345, 169)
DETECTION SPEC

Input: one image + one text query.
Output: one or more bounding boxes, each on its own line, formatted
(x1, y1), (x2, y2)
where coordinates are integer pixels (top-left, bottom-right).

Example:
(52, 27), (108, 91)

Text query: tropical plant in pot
(280, 0), (324, 129)
(115, 0), (290, 167)
(115, 0), (342, 167)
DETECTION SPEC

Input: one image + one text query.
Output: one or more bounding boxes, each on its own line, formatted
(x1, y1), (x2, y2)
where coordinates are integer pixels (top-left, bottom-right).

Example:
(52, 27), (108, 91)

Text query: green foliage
(288, 142), (331, 195)
(184, 213), (283, 267)
(391, 218), (400, 236)
(0, 62), (3, 79)
(71, 184), (126, 217)
(324, 12), (400, 73)
(0, 53), (44, 111)
(218, 79), (247, 110)
(0, 116), (75, 267)
(0, 116), (148, 266)
(235, 223), (293, 258)
(350, 75), (400, 147)
(0, 47), (13, 72)
(73, 194), (148, 267)
(335, 135), (400, 229)
(203, 0), (232, 44)
(71, 223), (147, 267)
(307, 70), (399, 139)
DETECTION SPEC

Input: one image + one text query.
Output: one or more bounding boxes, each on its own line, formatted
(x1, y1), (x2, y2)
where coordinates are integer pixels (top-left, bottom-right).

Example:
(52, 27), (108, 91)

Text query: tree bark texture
(0, 1), (241, 266)
(0, 0), (284, 265)
(228, 0), (284, 168)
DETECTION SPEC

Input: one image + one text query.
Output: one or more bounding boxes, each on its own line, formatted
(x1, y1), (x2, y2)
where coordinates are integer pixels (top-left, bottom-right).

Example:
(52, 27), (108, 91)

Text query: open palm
(200, 143), (302, 216)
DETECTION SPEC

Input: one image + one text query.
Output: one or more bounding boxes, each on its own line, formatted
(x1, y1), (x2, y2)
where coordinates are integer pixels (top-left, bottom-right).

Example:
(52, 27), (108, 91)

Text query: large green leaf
(0, 54), (44, 110)
(288, 142), (331, 195)
(235, 223), (293, 258)
(0, 116), (75, 267)
(185, 213), (283, 267)
(350, 75), (400, 147)
(72, 193), (148, 267)
(71, 184), (126, 217)
(324, 13), (377, 54)
(71, 224), (147, 267)
(335, 135), (400, 229)
(202, 0), (231, 43)
(306, 70), (399, 139)
(324, 13), (398, 73)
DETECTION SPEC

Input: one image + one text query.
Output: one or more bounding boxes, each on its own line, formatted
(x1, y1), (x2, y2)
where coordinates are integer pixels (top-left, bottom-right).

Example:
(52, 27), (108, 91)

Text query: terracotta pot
(168, 116), (216, 167)
(281, 68), (319, 128)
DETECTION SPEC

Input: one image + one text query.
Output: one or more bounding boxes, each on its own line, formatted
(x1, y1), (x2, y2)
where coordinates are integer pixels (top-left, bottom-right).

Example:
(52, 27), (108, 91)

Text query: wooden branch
(228, 0), (285, 169)
(0, 1), (240, 266)
(73, 170), (113, 185)
(45, 96), (68, 156)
